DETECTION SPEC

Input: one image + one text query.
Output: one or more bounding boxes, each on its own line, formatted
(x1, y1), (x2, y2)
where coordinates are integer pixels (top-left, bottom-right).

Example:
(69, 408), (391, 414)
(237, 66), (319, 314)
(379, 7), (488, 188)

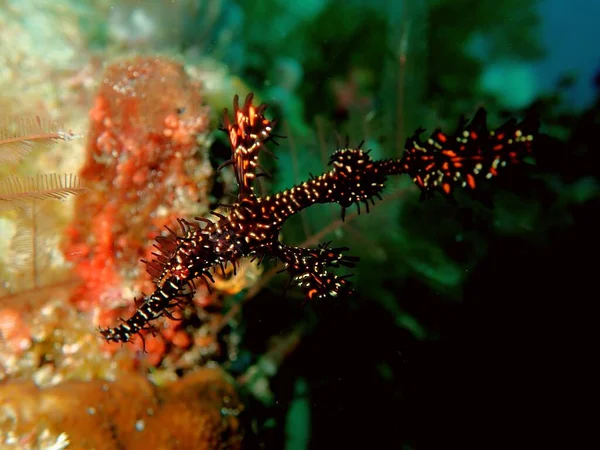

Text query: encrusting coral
(0, 367), (243, 449)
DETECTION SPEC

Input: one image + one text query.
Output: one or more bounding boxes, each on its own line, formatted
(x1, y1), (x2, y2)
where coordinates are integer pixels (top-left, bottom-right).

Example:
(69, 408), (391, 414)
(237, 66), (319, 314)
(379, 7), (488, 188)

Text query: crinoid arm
(400, 108), (538, 200)
(220, 93), (278, 198)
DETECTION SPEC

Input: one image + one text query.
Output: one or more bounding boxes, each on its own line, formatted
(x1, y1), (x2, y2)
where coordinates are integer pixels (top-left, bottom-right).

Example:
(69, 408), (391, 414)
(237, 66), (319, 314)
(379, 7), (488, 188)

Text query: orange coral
(63, 56), (215, 362)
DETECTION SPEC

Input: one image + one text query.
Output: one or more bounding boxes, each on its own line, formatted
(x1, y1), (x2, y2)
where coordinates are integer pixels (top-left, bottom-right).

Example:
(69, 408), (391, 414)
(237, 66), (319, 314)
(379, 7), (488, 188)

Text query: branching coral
(100, 92), (538, 343)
